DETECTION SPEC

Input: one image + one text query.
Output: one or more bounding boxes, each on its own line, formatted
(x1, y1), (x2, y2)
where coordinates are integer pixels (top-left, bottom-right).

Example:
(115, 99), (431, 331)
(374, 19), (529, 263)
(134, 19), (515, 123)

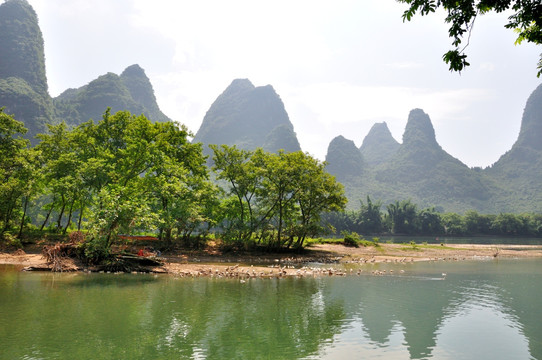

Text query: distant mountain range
(1, 0), (541, 213)
(324, 86), (542, 213)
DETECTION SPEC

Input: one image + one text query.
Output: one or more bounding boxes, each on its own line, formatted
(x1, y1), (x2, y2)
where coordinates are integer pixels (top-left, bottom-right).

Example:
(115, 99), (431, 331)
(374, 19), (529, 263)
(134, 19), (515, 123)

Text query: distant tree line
(0, 108), (346, 262)
(324, 197), (542, 237)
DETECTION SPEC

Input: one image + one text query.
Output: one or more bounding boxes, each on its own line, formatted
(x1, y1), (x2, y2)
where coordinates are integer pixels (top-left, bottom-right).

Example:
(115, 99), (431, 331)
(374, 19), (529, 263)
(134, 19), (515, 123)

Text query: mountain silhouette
(360, 122), (400, 166)
(193, 78), (300, 157)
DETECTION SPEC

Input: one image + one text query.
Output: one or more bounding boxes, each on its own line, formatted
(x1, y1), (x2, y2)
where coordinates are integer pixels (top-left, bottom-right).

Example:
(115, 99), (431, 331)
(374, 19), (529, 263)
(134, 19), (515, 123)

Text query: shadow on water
(65, 273), (160, 288)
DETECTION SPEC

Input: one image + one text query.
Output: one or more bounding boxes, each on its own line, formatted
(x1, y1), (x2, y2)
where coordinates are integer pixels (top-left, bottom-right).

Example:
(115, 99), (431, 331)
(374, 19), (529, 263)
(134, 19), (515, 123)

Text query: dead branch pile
(42, 243), (77, 272)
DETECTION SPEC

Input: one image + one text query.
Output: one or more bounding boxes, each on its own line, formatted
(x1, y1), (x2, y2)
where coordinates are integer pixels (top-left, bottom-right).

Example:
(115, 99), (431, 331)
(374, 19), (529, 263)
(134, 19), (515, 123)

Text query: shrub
(77, 237), (111, 265)
(1, 232), (22, 250)
(342, 231), (360, 247)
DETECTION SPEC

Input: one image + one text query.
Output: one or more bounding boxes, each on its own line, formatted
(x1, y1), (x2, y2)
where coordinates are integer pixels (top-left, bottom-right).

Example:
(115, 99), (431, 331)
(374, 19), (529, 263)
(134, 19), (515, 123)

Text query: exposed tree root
(42, 243), (78, 272)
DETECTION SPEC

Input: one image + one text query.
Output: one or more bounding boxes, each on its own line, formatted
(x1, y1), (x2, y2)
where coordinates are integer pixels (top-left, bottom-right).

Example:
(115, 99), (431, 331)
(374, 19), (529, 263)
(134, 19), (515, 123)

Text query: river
(1, 259), (541, 359)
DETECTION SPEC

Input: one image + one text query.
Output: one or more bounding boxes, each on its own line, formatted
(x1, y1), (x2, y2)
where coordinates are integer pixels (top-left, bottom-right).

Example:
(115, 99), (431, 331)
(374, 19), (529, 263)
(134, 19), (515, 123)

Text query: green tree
(398, 0), (542, 76)
(356, 196), (383, 234)
(386, 199), (419, 234)
(146, 121), (216, 246)
(81, 110), (157, 249)
(441, 212), (466, 235)
(211, 144), (260, 244)
(463, 210), (495, 235)
(35, 122), (84, 233)
(418, 207), (444, 235)
(0, 108), (32, 235)
(284, 151), (346, 248)
(212, 146), (346, 249)
(490, 212), (533, 235)
(256, 150), (300, 248)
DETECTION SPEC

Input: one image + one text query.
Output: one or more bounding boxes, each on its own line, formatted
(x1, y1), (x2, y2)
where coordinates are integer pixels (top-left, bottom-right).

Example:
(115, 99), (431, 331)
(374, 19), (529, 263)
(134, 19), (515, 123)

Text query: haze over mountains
(1, 0), (541, 214)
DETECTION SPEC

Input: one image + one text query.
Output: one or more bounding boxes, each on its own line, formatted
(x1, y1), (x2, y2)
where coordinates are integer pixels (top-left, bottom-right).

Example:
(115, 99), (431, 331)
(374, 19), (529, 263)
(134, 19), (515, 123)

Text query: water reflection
(0, 260), (541, 359)
(0, 273), (345, 359)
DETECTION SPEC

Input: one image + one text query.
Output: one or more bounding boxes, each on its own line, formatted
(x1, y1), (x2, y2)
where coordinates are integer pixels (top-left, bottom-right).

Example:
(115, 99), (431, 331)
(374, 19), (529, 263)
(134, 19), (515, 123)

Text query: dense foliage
(324, 197), (542, 237)
(211, 144), (347, 249)
(397, 0), (542, 76)
(3, 106), (542, 265)
(0, 109), (346, 260)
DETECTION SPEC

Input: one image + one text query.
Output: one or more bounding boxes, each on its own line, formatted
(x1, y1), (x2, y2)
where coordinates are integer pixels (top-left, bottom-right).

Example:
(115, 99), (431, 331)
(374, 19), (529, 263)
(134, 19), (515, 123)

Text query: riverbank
(2, 243), (542, 277)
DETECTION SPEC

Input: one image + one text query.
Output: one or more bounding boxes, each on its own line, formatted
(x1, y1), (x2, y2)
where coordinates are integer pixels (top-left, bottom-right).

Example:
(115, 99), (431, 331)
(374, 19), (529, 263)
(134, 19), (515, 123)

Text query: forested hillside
(325, 135), (364, 182)
(0, 0), (53, 142)
(54, 64), (171, 126)
(359, 122), (400, 166)
(485, 83), (542, 212)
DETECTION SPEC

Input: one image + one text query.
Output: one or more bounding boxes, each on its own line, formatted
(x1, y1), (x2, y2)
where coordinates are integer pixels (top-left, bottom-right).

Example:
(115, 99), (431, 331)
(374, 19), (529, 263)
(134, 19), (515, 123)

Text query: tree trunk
(18, 196), (29, 238)
(40, 206), (53, 232)
(63, 198), (75, 234)
(56, 194), (66, 232)
(77, 204), (84, 231)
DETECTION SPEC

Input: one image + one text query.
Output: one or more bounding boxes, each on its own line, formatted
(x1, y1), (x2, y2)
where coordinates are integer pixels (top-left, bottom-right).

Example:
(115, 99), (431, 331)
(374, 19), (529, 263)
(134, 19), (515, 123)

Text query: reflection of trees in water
(148, 278), (345, 359)
(1, 262), (541, 359)
(0, 275), (346, 359)
(331, 261), (541, 360)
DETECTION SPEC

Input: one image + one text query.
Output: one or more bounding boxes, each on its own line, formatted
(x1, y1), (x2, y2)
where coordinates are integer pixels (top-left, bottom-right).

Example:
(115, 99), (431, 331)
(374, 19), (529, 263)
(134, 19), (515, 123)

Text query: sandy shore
(1, 243), (542, 277)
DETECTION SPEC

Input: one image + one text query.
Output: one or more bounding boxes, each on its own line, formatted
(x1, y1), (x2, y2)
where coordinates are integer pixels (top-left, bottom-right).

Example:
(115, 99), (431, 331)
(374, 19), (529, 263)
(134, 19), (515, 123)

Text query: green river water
(1, 259), (541, 359)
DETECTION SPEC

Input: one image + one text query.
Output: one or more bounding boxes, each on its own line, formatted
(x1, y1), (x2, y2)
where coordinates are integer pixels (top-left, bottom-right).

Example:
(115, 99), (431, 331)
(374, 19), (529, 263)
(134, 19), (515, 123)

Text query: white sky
(24, 0), (542, 168)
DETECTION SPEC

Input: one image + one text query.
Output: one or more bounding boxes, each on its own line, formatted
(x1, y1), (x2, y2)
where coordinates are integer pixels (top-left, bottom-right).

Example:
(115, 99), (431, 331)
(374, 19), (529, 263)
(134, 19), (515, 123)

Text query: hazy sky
(25, 0), (541, 168)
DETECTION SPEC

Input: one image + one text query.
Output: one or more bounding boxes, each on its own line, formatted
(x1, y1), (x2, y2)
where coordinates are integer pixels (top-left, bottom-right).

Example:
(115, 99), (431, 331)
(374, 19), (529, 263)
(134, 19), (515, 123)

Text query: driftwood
(23, 265), (53, 272)
(37, 242), (164, 273)
(42, 243), (78, 272)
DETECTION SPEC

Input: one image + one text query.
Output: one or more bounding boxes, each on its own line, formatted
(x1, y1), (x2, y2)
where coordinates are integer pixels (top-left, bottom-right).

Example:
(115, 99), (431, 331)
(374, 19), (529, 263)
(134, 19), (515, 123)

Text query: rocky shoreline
(1, 243), (542, 278)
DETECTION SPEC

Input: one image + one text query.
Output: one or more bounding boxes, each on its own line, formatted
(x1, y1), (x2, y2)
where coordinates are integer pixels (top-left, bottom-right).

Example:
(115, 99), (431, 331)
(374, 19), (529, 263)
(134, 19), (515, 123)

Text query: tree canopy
(398, 0), (542, 76)
(211, 145), (347, 249)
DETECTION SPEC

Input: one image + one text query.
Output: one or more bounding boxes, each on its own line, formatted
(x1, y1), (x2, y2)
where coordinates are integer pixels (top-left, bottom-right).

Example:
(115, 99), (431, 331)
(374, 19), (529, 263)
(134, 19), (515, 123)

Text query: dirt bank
(1, 243), (542, 277)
